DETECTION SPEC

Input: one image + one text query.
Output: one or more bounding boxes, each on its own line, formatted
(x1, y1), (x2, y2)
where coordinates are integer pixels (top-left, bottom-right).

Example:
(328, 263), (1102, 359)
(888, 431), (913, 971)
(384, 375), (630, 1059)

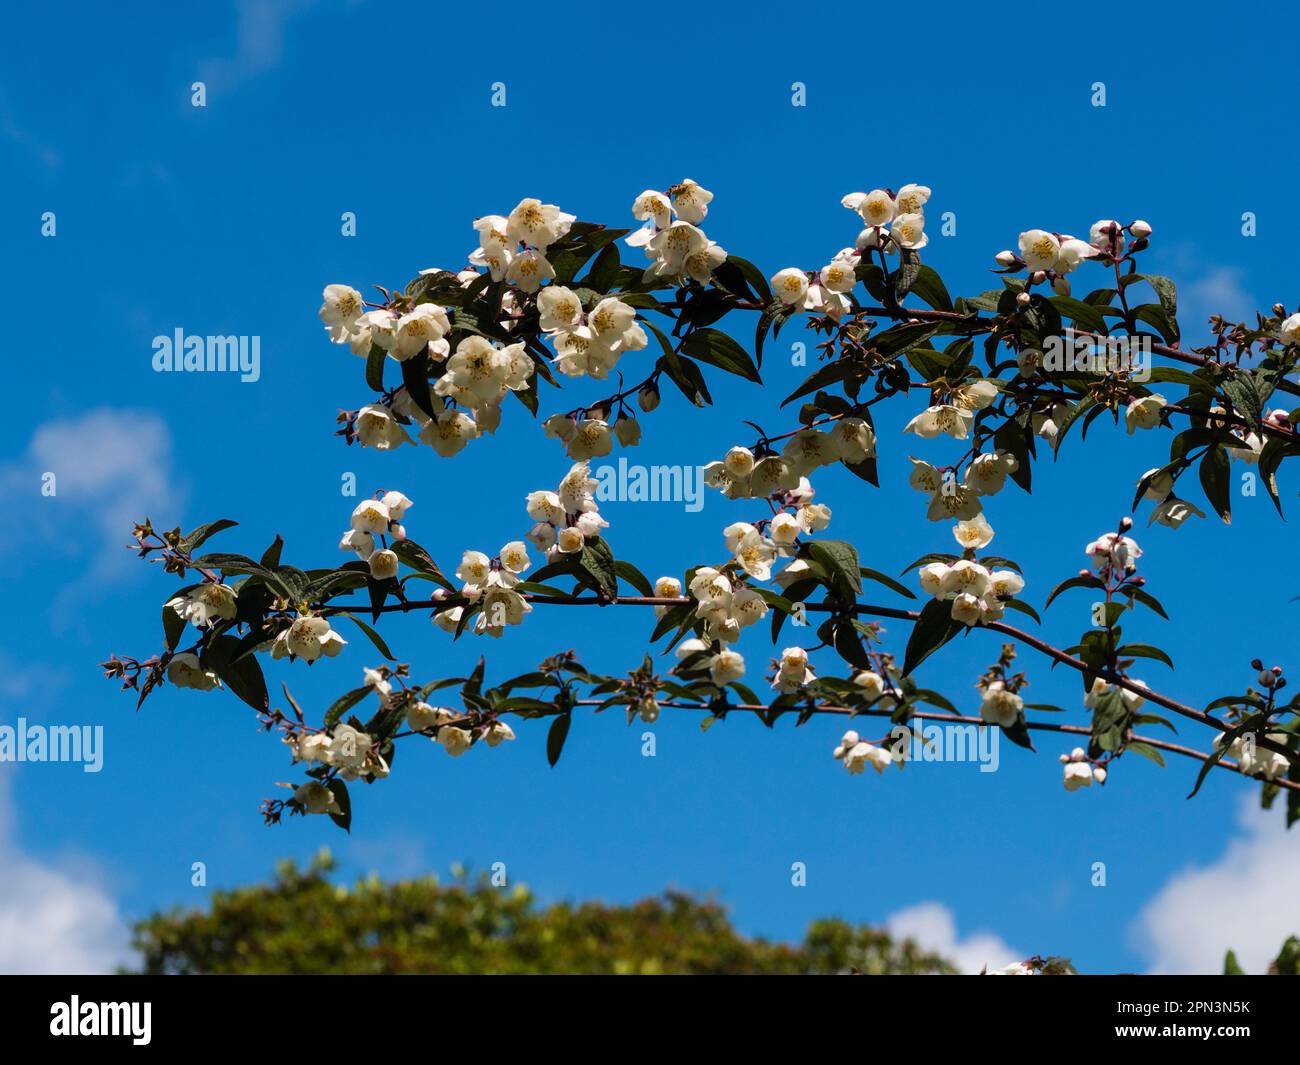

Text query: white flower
(1088, 219), (1125, 255)
(166, 652), (220, 691)
(675, 637), (710, 661)
(840, 739), (893, 775)
(1280, 313), (1300, 345)
(293, 781), (342, 815)
(167, 583), (237, 629)
(1063, 761), (1094, 791)
(649, 222), (708, 273)
(272, 615), (347, 662)
(980, 681), (1023, 727)
(771, 268), (809, 306)
(668, 178), (713, 224)
(614, 417), (642, 447)
(819, 259), (857, 295)
(989, 569), (1024, 597)
(1054, 237), (1095, 274)
(830, 418), (876, 462)
(782, 429), (840, 474)
(391, 303), (450, 361)
(1125, 394), (1166, 434)
(565, 419), (614, 460)
(538, 285), (583, 332)
(952, 514), (994, 549)
(438, 726), (473, 757)
(895, 183), (932, 215)
(1151, 498), (1205, 528)
(797, 503), (832, 534)
(632, 189), (672, 229)
(1018, 230), (1061, 272)
(556, 527), (585, 553)
(1085, 532), (1141, 572)
(950, 593), (984, 626)
(484, 720), (516, 747)
(500, 541), (532, 574)
(769, 511), (801, 546)
(506, 249), (556, 292)
(351, 499), (391, 535)
(733, 530), (777, 581)
(355, 404), (412, 450)
(891, 212), (928, 250)
(419, 409), (479, 457)
(953, 379), (1000, 412)
(964, 451), (1015, 497)
(709, 649), (745, 684)
(847, 188), (896, 227)
(853, 671), (887, 700)
(917, 562), (949, 597)
(456, 550), (492, 588)
(319, 284), (365, 341)
(506, 198), (574, 250)
(368, 549), (399, 580)
(904, 404), (973, 440)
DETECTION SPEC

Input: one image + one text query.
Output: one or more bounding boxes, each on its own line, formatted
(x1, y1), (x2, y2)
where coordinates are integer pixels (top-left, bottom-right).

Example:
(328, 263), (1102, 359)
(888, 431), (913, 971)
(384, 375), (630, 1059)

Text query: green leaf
(859, 567), (916, 599)
(327, 779), (352, 833)
(325, 686), (372, 729)
(364, 343), (386, 392)
(340, 612), (396, 660)
(1198, 445), (1231, 523)
(180, 519), (238, 555)
(1117, 643), (1174, 669)
(680, 328), (762, 383)
(578, 537), (619, 599)
(162, 592), (191, 652)
(613, 559), (652, 596)
(902, 599), (964, 676)
(1126, 741), (1166, 767)
(546, 713), (571, 767)
(908, 265), (953, 312)
(804, 540), (862, 598)
(200, 634), (268, 712)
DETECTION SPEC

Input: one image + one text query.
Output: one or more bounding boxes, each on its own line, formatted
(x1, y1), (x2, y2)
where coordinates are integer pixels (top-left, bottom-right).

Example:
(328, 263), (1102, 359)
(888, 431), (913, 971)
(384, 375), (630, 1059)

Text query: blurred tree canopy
(129, 851), (957, 975)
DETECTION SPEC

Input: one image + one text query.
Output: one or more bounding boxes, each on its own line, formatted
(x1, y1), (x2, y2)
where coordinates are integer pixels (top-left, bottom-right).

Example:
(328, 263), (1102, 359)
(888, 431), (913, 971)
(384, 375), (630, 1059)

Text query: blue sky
(1, 1), (1297, 974)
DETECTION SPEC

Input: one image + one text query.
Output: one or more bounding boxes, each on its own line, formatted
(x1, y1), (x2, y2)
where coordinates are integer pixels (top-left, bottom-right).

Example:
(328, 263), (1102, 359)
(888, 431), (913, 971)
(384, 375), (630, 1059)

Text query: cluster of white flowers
(683, 568), (769, 646)
(907, 449), (1017, 524)
(1000, 218), (1151, 296)
(435, 541), (533, 639)
(524, 461), (610, 558)
(536, 286), (647, 380)
(542, 410), (642, 460)
(406, 700), (517, 758)
(340, 492), (412, 579)
(769, 182), (931, 318)
(1060, 746), (1104, 791)
(290, 719), (388, 783)
(771, 646), (816, 694)
(625, 179), (727, 285)
(167, 582), (237, 629)
(703, 422), (874, 501)
(832, 729), (895, 775)
(1214, 730), (1291, 781)
(917, 557), (1024, 627)
(469, 198), (576, 292)
(675, 637), (747, 685)
(904, 380), (1000, 442)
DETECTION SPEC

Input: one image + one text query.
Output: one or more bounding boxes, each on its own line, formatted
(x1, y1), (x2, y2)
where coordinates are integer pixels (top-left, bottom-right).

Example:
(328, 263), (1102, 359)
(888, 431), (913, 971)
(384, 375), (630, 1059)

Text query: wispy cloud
(0, 409), (182, 600)
(0, 769), (130, 974)
(886, 901), (1023, 974)
(1131, 796), (1300, 974)
(198, 0), (320, 91)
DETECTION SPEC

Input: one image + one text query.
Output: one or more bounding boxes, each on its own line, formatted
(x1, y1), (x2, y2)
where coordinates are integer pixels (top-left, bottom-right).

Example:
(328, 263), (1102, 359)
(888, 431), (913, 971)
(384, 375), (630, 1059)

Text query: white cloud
(886, 901), (1023, 974)
(199, 0), (319, 91)
(1181, 267), (1256, 342)
(0, 769), (131, 974)
(0, 408), (180, 586)
(1131, 795), (1300, 974)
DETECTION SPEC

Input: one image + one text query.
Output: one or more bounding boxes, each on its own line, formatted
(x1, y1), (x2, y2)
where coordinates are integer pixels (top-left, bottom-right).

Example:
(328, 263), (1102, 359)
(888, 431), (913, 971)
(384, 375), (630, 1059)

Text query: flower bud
(1129, 220), (1151, 239)
(1119, 516), (1133, 532)
(1016, 291), (1031, 306)
(638, 383), (660, 412)
(1093, 767), (1107, 784)
(995, 250), (1019, 268)
(1070, 747), (1086, 762)
(1260, 671), (1277, 688)
(1030, 270), (1047, 284)
(1051, 276), (1071, 297)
